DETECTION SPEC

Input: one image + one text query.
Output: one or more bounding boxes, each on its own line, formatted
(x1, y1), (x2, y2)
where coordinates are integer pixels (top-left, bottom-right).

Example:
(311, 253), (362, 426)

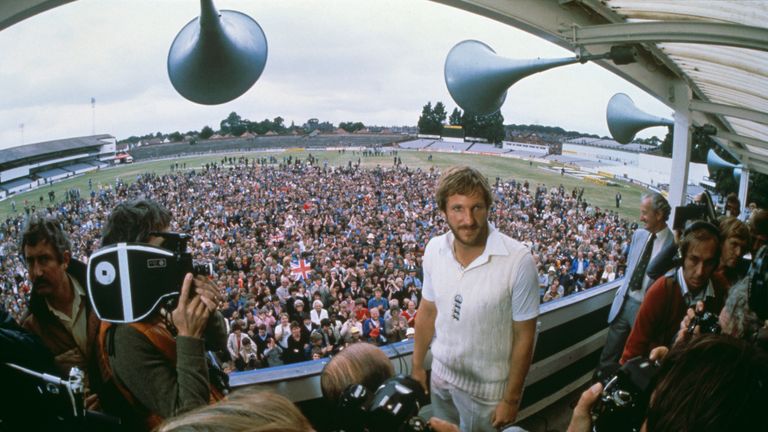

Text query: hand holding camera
(172, 273), (211, 339)
(590, 356), (660, 432)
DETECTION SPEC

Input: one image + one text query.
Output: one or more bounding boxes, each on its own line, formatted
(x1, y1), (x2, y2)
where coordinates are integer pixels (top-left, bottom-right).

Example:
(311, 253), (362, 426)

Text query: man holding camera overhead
(97, 199), (227, 431)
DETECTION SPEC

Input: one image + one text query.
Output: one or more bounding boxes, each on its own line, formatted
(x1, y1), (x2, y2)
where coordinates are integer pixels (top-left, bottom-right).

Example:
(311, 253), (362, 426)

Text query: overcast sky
(0, 0), (674, 149)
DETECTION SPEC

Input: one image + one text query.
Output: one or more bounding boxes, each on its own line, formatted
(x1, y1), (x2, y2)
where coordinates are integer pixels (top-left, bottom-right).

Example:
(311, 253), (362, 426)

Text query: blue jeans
(430, 372), (500, 432)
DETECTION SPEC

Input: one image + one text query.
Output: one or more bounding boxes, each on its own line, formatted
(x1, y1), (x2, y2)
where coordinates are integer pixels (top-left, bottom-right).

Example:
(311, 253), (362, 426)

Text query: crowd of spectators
(0, 155), (634, 372)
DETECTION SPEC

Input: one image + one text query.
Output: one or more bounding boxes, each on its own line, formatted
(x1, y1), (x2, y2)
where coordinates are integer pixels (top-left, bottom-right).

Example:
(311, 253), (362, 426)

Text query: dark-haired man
(20, 214), (103, 409)
(98, 199), (226, 430)
(621, 222), (727, 363)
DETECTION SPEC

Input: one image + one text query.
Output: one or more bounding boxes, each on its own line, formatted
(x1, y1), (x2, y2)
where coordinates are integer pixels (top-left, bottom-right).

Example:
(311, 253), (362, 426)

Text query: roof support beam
(748, 159), (768, 174)
(567, 22), (768, 52)
(738, 168), (750, 215)
(690, 101), (768, 125)
(716, 131), (768, 151)
(711, 137), (768, 169)
(668, 81), (692, 216)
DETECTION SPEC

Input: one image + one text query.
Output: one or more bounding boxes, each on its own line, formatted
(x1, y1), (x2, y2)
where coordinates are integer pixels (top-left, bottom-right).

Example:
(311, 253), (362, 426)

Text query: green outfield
(0, 150), (647, 222)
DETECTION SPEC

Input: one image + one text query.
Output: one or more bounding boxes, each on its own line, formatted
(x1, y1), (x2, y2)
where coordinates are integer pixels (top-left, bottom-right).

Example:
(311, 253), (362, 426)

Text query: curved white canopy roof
(432, 0), (768, 175)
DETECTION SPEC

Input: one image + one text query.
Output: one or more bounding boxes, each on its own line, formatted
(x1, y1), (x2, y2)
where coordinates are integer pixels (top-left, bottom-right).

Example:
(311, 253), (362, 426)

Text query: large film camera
(336, 375), (431, 432)
(87, 232), (213, 323)
(671, 190), (718, 231)
(591, 356), (660, 432)
(646, 192), (719, 280)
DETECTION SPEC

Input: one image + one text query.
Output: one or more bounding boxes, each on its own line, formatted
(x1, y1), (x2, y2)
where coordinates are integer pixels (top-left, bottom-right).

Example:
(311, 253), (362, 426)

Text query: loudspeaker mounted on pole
(444, 41), (636, 116)
(707, 148), (742, 183)
(168, 0), (268, 105)
(606, 93), (673, 144)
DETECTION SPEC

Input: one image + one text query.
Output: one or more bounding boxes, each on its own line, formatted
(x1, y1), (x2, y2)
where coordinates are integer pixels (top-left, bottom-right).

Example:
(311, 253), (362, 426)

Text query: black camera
(688, 310), (722, 335)
(591, 356), (660, 432)
(86, 232), (214, 323)
(150, 232), (214, 277)
(672, 191), (717, 231)
(336, 375), (431, 432)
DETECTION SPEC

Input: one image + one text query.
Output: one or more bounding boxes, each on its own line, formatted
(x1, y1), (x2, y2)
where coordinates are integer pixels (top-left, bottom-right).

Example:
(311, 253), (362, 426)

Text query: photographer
(621, 222), (726, 364)
(568, 334), (768, 432)
(97, 199), (227, 431)
(1, 307), (61, 429)
(320, 342), (395, 430)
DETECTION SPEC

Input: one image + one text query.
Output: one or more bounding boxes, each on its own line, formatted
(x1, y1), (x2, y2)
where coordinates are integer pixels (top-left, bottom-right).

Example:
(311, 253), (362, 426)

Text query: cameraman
(568, 334), (768, 432)
(97, 199), (227, 431)
(621, 222), (726, 363)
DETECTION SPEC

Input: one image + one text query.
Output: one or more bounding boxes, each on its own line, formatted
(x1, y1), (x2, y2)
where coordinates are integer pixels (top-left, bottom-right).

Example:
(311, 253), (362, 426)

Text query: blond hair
(719, 216), (750, 243)
(155, 388), (313, 432)
(436, 166), (493, 212)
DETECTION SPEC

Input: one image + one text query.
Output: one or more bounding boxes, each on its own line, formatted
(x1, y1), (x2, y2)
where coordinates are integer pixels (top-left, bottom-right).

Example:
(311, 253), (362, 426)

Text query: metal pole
(91, 97), (96, 135)
(667, 80), (692, 228)
(738, 166), (750, 216)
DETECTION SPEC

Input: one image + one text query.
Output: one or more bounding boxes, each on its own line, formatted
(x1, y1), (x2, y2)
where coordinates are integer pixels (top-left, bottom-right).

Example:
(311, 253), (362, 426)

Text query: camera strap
(98, 319), (225, 429)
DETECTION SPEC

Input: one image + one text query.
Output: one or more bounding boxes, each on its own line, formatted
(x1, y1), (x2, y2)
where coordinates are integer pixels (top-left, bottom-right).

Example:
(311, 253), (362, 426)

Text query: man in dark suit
(597, 193), (673, 377)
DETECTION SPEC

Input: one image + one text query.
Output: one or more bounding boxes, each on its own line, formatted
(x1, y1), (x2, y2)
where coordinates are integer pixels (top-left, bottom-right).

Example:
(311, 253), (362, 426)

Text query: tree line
(119, 113), (369, 145)
(417, 101), (505, 144)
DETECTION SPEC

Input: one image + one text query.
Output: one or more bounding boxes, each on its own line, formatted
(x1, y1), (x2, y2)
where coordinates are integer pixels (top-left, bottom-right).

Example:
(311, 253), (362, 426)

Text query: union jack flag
(269, 230), (285, 244)
(290, 258), (312, 281)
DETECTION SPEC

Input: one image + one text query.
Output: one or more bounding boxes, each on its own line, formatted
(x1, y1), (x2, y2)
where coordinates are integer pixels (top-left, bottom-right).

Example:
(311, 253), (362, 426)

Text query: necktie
(629, 233), (656, 291)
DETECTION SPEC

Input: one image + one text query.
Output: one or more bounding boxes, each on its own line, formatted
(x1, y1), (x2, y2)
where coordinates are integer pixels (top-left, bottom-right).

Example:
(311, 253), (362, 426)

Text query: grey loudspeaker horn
(445, 40), (579, 116)
(444, 41), (636, 116)
(168, 0), (268, 105)
(607, 93), (673, 144)
(707, 149), (742, 183)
